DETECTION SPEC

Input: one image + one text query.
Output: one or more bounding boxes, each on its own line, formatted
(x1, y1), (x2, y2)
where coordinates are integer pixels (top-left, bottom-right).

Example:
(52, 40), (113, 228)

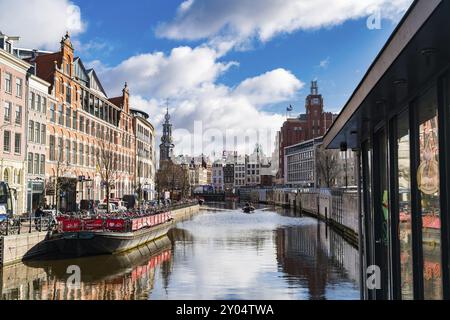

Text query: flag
(287, 105), (293, 112)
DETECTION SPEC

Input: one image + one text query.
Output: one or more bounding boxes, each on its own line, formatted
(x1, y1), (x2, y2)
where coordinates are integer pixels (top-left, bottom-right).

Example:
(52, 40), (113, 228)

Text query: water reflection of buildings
(1, 237), (172, 300)
(276, 222), (359, 300)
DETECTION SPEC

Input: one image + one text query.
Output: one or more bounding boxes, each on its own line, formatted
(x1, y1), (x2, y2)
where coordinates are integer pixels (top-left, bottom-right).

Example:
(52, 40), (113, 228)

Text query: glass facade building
(324, 0), (450, 299)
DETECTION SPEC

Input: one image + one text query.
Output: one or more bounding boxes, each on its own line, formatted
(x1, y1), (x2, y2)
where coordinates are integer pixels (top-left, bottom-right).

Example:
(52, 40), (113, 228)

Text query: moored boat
(243, 203), (255, 214)
(50, 211), (174, 258)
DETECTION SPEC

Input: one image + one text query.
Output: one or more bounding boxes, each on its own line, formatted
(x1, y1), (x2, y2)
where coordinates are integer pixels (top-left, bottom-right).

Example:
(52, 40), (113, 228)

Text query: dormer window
(5, 41), (12, 54)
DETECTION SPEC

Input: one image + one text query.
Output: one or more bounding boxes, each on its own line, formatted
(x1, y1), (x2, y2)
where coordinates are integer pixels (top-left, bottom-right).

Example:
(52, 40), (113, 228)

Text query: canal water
(0, 205), (360, 300)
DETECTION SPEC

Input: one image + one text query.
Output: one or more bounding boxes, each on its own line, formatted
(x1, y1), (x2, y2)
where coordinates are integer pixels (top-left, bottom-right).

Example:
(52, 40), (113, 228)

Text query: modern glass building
(324, 0), (450, 300)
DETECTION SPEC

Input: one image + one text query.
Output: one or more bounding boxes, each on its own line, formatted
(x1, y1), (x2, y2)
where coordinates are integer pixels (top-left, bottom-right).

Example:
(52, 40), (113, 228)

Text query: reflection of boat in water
(243, 203), (255, 214)
(26, 236), (172, 283)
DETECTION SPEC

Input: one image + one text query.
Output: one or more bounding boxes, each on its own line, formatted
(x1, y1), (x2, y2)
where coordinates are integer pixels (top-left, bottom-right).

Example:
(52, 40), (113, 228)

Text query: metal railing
(0, 200), (199, 237)
(0, 216), (57, 237)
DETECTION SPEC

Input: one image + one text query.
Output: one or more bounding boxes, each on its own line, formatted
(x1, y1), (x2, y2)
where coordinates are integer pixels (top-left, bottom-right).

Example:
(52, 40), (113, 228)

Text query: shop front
(324, 0), (449, 300)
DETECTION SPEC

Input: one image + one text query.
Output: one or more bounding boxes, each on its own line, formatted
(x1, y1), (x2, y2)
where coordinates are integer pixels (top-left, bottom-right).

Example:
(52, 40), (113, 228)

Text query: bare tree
(156, 161), (191, 200)
(316, 146), (340, 188)
(95, 137), (122, 214)
(48, 159), (70, 213)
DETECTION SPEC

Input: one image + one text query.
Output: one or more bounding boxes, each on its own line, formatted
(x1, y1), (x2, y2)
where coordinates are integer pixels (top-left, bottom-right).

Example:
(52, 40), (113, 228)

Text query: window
(72, 110), (77, 130)
(15, 106), (22, 125)
(28, 153), (33, 174)
(40, 155), (45, 175)
(4, 73), (11, 93)
(49, 136), (56, 161)
(4, 101), (11, 122)
(41, 124), (46, 145)
(66, 107), (71, 128)
(14, 133), (21, 154)
(66, 85), (71, 104)
(35, 123), (40, 144)
(50, 103), (56, 122)
(34, 154), (39, 175)
(60, 80), (64, 95)
(29, 92), (35, 110)
(42, 97), (47, 114)
(72, 142), (77, 165)
(16, 78), (22, 98)
(58, 104), (64, 125)
(3, 130), (11, 152)
(80, 116), (84, 132)
(416, 88), (442, 300)
(85, 144), (89, 165)
(58, 137), (63, 162)
(36, 94), (41, 112)
(29, 120), (34, 142)
(65, 140), (70, 163)
(79, 143), (84, 166)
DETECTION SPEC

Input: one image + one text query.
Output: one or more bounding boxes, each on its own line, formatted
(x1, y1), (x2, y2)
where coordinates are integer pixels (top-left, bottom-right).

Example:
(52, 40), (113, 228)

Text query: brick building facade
(32, 33), (135, 211)
(278, 81), (336, 180)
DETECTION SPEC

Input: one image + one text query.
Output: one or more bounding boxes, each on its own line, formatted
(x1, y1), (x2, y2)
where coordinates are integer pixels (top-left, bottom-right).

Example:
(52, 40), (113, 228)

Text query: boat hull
(50, 222), (173, 258)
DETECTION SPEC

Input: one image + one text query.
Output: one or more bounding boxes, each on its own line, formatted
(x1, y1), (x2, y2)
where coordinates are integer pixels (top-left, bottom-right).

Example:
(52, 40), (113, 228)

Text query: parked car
(96, 203), (119, 214)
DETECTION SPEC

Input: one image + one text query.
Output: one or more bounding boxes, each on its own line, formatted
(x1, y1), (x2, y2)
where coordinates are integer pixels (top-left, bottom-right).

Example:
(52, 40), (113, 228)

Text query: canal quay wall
(0, 204), (201, 267)
(247, 188), (359, 247)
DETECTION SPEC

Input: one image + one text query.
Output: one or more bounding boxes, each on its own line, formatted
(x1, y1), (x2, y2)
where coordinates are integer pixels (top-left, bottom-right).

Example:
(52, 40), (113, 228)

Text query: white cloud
(319, 57), (330, 69)
(91, 44), (300, 158)
(90, 45), (238, 98)
(0, 0), (85, 50)
(157, 0), (413, 45)
(234, 69), (304, 106)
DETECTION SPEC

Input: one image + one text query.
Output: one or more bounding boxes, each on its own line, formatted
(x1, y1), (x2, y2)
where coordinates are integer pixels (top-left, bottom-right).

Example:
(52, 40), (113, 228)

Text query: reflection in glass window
(417, 88), (442, 300)
(397, 111), (413, 300)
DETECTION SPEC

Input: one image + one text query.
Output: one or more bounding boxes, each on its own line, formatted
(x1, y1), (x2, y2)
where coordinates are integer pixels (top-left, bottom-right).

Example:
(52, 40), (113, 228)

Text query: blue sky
(72, 0), (399, 113)
(0, 0), (413, 156)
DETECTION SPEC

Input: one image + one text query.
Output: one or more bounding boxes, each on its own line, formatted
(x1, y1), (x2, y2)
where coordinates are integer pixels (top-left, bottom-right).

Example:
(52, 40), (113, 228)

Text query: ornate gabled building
(31, 32), (136, 211)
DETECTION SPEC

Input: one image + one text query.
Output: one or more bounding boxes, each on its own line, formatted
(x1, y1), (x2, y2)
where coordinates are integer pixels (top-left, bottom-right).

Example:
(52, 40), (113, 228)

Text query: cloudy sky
(0, 0), (413, 158)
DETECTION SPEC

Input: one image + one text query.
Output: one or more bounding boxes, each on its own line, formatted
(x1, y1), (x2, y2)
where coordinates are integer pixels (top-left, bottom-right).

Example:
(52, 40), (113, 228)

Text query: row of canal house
(0, 32), (156, 214)
(324, 0), (450, 300)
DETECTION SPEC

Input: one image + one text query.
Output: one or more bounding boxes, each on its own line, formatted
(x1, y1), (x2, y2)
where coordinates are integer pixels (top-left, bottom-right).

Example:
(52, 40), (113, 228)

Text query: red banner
(62, 219), (82, 232)
(106, 219), (126, 232)
(132, 219), (139, 231)
(83, 219), (104, 231)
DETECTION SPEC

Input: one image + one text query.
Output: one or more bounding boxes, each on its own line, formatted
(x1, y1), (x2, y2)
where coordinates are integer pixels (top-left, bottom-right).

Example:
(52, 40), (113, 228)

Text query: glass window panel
(417, 88), (442, 300)
(397, 111), (413, 300)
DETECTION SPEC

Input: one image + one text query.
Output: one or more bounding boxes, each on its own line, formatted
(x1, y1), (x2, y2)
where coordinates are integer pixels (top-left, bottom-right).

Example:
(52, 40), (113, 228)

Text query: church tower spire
(160, 105), (175, 165)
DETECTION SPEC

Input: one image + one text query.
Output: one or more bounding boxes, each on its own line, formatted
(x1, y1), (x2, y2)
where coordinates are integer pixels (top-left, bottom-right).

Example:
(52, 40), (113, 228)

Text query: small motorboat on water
(243, 203), (255, 214)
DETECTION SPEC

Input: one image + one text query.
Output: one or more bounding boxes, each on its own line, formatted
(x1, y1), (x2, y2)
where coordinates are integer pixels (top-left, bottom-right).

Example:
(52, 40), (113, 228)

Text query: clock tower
(306, 81), (325, 138)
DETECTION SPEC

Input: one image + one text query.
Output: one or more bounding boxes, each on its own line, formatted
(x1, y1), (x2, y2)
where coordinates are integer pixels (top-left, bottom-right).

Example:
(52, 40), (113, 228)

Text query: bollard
(29, 215), (32, 234)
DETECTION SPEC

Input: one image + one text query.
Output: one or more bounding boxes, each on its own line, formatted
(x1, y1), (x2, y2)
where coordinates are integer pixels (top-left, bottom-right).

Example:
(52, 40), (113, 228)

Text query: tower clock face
(312, 97), (320, 105)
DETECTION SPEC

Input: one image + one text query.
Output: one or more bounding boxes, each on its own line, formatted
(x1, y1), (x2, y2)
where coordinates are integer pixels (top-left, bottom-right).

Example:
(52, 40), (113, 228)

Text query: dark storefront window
(416, 88), (443, 300)
(374, 129), (390, 299)
(397, 111), (413, 299)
